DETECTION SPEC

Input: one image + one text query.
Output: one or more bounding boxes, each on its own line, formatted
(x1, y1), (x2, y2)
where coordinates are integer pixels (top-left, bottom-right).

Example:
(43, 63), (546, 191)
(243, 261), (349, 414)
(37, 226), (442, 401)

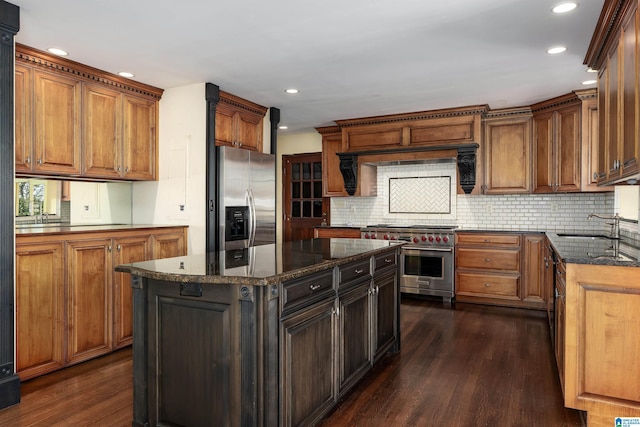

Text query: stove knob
(371, 234), (377, 239)
(390, 236), (397, 240)
(435, 236), (442, 243)
(364, 233), (369, 239)
(443, 236), (449, 243)
(413, 237), (419, 244)
(383, 234), (389, 240)
(428, 236), (434, 242)
(421, 235), (427, 242)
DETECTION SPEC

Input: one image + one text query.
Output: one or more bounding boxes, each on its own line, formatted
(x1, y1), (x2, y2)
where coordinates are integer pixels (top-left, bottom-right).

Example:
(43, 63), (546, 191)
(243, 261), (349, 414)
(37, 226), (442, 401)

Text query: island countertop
(546, 232), (640, 266)
(115, 238), (403, 285)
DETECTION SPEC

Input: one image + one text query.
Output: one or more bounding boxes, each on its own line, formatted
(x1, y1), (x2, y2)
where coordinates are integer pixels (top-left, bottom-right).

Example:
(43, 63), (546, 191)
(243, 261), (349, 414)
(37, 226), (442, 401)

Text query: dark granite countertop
(115, 238), (403, 286)
(16, 224), (186, 236)
(546, 233), (640, 267)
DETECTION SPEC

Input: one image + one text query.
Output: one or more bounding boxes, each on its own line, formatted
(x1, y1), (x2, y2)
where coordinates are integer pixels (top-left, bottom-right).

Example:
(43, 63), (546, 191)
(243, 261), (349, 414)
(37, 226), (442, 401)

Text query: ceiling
(11, 0), (605, 133)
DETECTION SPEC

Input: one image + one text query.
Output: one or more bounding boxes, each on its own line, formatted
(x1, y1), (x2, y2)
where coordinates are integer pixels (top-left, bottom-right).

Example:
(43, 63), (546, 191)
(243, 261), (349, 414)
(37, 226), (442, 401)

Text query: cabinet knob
(484, 258), (491, 262)
(116, 166), (121, 172)
(484, 283), (491, 287)
(593, 172), (598, 180)
(25, 156), (30, 164)
(309, 283), (321, 291)
(117, 244), (121, 251)
(37, 158), (43, 165)
(108, 245), (112, 253)
(125, 166), (129, 173)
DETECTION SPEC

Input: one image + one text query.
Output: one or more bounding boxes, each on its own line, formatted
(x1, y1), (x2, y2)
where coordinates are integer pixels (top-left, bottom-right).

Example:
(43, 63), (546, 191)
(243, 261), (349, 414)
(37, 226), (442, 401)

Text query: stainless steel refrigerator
(217, 146), (276, 251)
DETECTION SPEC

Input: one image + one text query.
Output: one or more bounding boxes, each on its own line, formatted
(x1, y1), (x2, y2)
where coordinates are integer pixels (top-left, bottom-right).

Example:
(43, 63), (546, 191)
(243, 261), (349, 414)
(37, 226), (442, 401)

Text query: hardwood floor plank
(0, 299), (582, 426)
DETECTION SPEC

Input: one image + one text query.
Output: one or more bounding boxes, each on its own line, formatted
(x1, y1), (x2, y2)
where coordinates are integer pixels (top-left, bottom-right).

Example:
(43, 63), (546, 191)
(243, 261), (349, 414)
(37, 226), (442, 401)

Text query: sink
(556, 233), (616, 240)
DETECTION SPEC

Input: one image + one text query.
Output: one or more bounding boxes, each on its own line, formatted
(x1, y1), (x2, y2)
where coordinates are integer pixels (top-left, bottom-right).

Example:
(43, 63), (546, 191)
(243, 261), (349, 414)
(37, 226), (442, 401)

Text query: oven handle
(403, 246), (453, 253)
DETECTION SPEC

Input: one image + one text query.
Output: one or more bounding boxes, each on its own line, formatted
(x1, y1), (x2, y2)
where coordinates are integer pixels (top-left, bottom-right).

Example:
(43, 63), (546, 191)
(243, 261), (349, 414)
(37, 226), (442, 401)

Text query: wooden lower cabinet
(66, 238), (113, 365)
(455, 232), (547, 309)
(314, 227), (361, 239)
(15, 242), (65, 381)
(338, 280), (372, 394)
(372, 267), (398, 361)
(15, 226), (187, 380)
(562, 263), (640, 425)
(281, 298), (337, 426)
(113, 235), (151, 349)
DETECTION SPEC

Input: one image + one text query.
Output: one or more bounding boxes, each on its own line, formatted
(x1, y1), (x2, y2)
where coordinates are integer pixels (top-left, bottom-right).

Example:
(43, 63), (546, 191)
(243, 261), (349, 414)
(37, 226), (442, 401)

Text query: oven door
(400, 246), (454, 296)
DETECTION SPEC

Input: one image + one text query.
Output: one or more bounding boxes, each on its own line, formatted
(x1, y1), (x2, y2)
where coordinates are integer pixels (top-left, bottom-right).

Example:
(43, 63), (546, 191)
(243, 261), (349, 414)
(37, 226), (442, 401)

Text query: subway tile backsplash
(330, 162), (618, 234)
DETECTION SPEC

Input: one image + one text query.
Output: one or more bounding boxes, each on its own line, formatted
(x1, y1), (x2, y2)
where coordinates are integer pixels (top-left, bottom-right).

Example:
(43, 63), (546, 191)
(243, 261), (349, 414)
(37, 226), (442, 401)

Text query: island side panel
(131, 275), (147, 427)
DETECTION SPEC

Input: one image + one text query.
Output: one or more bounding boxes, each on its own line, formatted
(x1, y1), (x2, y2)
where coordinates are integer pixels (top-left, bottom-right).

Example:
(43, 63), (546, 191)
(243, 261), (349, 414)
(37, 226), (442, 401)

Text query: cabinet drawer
(456, 272), (519, 299)
(374, 251), (397, 273)
(314, 227), (361, 239)
(456, 233), (521, 246)
(281, 270), (335, 314)
(339, 259), (372, 289)
(456, 247), (520, 271)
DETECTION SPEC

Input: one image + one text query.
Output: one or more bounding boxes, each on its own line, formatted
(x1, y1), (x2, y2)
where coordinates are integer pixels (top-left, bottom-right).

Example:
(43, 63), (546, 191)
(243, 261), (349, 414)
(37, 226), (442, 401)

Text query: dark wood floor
(0, 298), (583, 426)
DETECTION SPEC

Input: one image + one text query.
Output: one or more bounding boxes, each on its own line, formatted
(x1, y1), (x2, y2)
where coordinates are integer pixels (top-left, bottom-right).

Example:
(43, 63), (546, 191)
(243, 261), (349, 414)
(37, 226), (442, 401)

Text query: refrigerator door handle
(248, 189), (257, 246)
(245, 189), (254, 247)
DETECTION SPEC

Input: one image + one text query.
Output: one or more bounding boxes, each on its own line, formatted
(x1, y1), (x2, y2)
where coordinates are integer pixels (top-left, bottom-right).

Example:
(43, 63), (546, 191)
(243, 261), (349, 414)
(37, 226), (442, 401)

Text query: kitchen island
(116, 238), (402, 427)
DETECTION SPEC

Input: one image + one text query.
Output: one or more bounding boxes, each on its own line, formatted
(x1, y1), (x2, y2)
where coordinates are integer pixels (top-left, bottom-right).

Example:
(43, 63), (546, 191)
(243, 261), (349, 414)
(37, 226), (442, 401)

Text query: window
(15, 179), (60, 218)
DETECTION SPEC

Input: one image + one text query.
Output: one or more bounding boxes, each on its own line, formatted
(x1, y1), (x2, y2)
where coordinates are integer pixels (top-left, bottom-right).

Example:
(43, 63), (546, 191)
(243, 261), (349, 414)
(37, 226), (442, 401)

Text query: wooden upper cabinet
(123, 95), (157, 180)
(82, 84), (122, 179)
(579, 93), (602, 191)
(586, 1), (639, 185)
(215, 91), (267, 152)
(532, 97), (582, 193)
(15, 63), (33, 174)
(15, 44), (163, 181)
(33, 70), (82, 175)
(336, 106), (485, 152)
(482, 109), (532, 194)
(319, 126), (349, 197)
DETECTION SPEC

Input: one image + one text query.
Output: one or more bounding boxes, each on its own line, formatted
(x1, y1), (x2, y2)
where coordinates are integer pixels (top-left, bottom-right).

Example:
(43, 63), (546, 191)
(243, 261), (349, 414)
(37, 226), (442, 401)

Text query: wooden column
(205, 82), (220, 254)
(0, 0), (20, 410)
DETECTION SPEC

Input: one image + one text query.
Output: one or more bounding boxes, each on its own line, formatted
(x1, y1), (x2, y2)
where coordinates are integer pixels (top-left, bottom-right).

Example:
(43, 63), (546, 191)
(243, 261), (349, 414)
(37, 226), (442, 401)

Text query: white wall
(69, 181), (132, 224)
(276, 131), (322, 244)
(132, 83), (207, 255)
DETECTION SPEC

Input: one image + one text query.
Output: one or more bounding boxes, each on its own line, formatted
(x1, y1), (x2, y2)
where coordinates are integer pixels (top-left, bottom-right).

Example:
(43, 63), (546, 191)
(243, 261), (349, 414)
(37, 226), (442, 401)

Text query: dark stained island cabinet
(116, 239), (402, 427)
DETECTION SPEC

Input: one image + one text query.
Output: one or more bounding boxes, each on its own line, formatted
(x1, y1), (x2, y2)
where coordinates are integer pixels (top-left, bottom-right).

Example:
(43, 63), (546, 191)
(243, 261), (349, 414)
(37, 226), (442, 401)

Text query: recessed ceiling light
(279, 125), (288, 130)
(47, 47), (68, 56)
(586, 68), (598, 73)
(547, 46), (567, 54)
(582, 79), (597, 85)
(118, 71), (135, 78)
(552, 2), (578, 14)
(285, 89), (299, 94)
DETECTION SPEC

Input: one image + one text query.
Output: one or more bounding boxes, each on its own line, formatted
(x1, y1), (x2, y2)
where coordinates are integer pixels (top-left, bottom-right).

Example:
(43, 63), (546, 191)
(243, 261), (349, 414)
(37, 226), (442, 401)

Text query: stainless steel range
(362, 225), (455, 303)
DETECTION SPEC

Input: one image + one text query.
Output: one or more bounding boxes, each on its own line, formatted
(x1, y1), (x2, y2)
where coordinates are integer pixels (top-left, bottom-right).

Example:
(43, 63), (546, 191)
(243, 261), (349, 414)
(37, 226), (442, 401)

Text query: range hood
(337, 143), (479, 196)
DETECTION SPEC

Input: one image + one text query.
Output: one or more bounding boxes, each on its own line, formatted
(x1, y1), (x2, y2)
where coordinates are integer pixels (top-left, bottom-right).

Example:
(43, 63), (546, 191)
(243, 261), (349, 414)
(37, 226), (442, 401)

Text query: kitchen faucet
(587, 213), (622, 239)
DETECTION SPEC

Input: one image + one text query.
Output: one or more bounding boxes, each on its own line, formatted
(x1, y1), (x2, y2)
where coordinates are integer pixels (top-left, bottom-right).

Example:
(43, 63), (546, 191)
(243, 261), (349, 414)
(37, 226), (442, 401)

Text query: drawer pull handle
(355, 269), (364, 274)
(309, 283), (321, 291)
(384, 258), (392, 263)
(484, 283), (491, 287)
(484, 258), (491, 262)
(483, 239), (490, 242)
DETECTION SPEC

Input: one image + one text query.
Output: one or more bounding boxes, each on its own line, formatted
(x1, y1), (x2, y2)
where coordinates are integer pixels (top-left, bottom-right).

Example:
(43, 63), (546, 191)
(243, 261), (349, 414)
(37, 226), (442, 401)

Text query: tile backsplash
(330, 161), (618, 234)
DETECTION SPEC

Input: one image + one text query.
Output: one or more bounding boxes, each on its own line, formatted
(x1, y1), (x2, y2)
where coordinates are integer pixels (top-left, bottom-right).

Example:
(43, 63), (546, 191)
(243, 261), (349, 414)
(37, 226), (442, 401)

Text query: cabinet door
(215, 104), (237, 148)
(151, 231), (187, 259)
(15, 63), (33, 173)
(235, 110), (263, 151)
(522, 234), (545, 308)
(322, 133), (349, 197)
(373, 269), (398, 362)
(621, 7), (639, 178)
(533, 112), (554, 193)
(281, 299), (336, 427)
(597, 67), (609, 182)
(338, 282), (371, 394)
(66, 239), (113, 364)
(33, 70), (81, 175)
(555, 106), (581, 192)
(113, 235), (150, 349)
(123, 95), (157, 180)
(483, 118), (531, 194)
(15, 242), (65, 380)
(606, 44), (621, 179)
(83, 84), (123, 179)
(555, 289), (566, 391)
